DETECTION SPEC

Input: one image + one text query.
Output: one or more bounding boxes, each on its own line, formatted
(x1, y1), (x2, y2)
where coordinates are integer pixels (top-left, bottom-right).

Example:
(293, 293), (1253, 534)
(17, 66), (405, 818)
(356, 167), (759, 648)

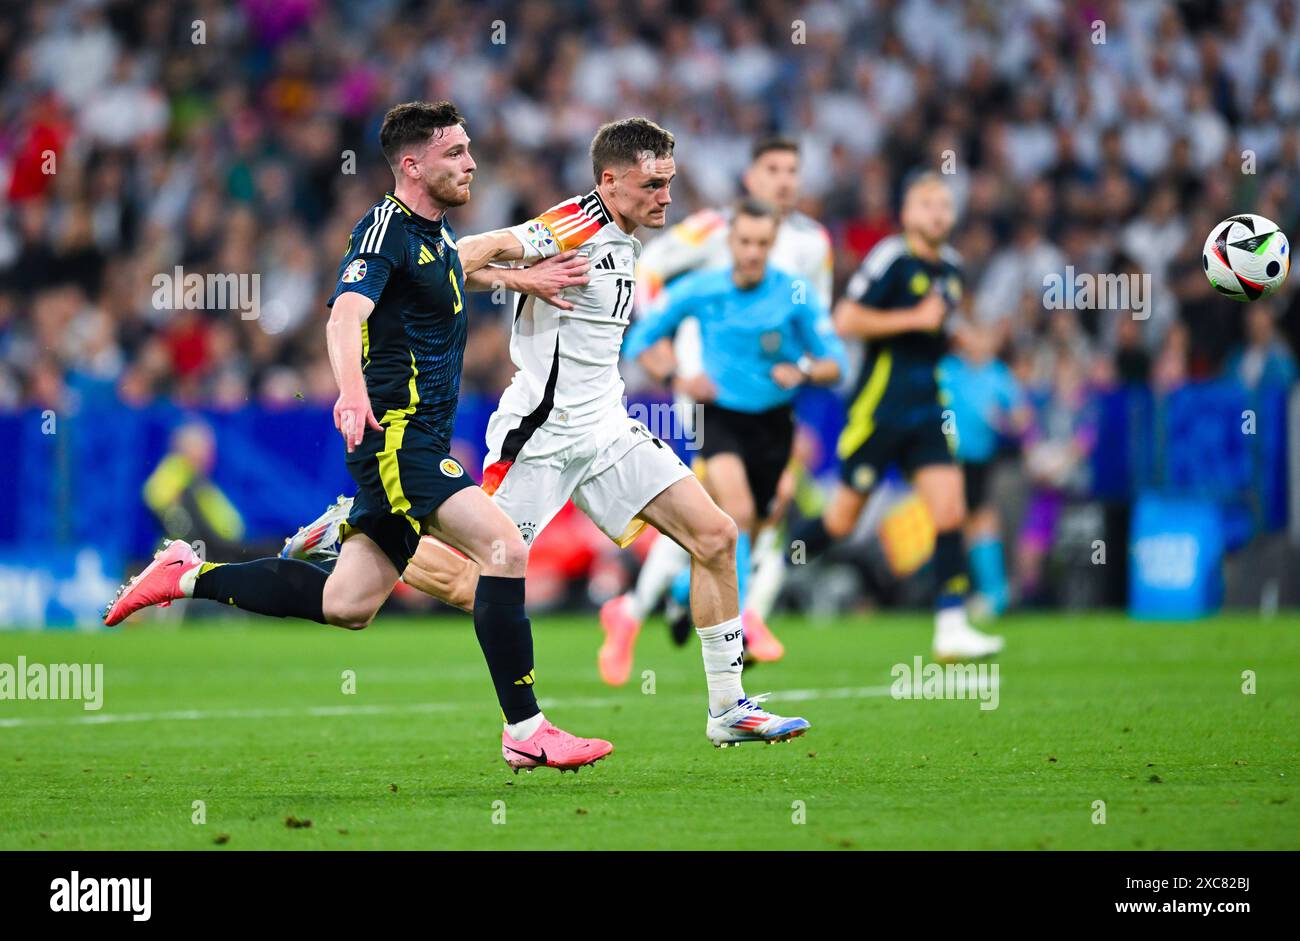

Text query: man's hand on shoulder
(512, 250), (590, 310)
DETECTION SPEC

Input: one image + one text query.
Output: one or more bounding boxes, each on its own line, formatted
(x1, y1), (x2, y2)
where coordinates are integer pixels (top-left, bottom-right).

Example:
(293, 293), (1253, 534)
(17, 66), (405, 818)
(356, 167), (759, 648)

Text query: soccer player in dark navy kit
(788, 172), (1005, 660)
(105, 101), (613, 772)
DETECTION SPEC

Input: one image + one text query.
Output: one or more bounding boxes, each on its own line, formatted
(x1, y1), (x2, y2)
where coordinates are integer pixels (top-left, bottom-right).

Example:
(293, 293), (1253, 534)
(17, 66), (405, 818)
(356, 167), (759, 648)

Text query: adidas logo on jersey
(418, 243), (437, 265)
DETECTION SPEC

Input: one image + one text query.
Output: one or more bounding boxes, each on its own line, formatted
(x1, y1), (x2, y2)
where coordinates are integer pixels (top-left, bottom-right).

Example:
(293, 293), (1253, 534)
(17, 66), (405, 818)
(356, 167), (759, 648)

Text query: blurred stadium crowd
(1, 0), (1298, 613)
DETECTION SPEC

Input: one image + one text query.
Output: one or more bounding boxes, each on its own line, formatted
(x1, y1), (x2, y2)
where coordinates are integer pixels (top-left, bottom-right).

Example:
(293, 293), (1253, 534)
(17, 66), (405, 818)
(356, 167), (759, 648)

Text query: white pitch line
(0, 683), (935, 730)
(0, 702), (463, 729)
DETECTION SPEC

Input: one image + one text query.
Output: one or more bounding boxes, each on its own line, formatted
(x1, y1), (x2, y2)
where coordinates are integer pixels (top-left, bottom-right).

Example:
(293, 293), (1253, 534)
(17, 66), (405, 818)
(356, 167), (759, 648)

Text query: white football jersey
(495, 190), (640, 438)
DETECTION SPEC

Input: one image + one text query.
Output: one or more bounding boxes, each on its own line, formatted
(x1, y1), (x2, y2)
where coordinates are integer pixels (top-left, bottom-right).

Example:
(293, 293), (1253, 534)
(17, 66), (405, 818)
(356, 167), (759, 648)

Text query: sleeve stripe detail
(861, 235), (906, 281)
(361, 203), (397, 255)
(358, 208), (383, 255)
(521, 192), (609, 253)
(540, 204), (603, 249)
(370, 204), (398, 254)
(547, 210), (594, 237)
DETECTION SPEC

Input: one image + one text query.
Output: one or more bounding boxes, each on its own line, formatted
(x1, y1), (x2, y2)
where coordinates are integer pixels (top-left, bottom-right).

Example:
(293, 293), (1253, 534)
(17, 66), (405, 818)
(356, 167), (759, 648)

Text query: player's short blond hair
(903, 171), (952, 202)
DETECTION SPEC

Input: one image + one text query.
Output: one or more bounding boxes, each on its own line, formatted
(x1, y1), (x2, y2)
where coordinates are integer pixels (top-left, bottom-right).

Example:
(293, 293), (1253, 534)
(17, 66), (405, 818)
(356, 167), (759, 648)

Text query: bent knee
(322, 592), (379, 631)
(498, 532), (529, 571)
(482, 531), (529, 576)
(717, 499), (756, 536)
(691, 511), (738, 567)
(325, 606), (375, 631)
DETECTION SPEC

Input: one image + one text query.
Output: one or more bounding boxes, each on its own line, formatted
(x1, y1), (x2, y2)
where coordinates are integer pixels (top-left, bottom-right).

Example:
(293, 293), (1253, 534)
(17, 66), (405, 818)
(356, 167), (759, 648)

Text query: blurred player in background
(604, 137), (835, 662)
(788, 172), (1005, 661)
(290, 119), (812, 747)
(937, 341), (1030, 618)
(105, 101), (613, 774)
(141, 420), (258, 562)
(609, 196), (846, 683)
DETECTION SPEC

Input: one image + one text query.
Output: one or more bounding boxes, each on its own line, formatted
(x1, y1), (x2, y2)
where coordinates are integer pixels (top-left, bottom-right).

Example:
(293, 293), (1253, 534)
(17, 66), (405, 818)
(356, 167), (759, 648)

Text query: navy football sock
(473, 575), (539, 724)
(192, 557), (328, 623)
(933, 531), (971, 610)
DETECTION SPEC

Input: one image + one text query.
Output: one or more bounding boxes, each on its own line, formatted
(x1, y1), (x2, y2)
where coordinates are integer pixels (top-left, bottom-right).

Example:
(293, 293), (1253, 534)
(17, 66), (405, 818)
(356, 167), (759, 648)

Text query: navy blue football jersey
(328, 192), (468, 447)
(844, 233), (963, 407)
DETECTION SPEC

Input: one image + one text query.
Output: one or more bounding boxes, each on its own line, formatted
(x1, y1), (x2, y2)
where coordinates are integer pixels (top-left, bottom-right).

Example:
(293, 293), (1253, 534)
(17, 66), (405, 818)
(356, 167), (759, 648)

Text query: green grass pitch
(1, 612), (1297, 850)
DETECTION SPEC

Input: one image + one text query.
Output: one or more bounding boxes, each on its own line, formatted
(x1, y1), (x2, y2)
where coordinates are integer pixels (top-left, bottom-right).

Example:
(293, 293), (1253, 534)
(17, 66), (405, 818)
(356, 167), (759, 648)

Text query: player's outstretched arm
(463, 250), (589, 311)
(461, 201), (596, 274)
(457, 230), (529, 274)
(325, 292), (382, 453)
(833, 291), (945, 339)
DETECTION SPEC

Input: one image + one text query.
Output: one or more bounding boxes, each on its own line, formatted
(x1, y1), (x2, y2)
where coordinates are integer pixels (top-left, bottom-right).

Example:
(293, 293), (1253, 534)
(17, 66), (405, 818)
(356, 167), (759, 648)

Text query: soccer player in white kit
(598, 137), (835, 680)
(295, 118), (811, 747)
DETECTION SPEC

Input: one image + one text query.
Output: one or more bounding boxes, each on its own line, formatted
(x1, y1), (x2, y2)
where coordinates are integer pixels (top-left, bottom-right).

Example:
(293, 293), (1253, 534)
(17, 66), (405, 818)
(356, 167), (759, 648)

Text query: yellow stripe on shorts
(377, 408), (416, 525)
(837, 349), (892, 460)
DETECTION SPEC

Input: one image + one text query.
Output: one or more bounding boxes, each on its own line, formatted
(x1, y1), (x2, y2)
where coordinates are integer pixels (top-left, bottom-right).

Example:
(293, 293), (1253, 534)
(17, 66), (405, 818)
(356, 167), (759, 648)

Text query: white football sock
(505, 711), (545, 742)
(178, 563), (207, 598)
(696, 617), (745, 714)
(935, 606), (969, 641)
(745, 532), (786, 620)
(630, 535), (690, 622)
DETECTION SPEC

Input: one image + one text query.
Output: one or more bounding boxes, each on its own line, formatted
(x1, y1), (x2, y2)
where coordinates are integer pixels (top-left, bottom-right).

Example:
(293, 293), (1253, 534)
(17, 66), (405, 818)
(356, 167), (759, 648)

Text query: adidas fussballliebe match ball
(1202, 213), (1290, 301)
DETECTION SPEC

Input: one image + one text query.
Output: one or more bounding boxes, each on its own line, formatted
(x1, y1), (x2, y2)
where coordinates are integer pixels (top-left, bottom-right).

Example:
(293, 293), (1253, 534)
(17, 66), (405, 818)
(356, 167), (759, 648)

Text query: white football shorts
(482, 408), (693, 547)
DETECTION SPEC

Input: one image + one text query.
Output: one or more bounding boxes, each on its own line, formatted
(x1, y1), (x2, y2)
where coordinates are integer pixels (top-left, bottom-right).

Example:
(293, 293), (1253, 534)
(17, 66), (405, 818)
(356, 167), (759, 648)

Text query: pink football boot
(597, 594), (641, 686)
(742, 609), (785, 663)
(103, 539), (202, 626)
(501, 719), (614, 774)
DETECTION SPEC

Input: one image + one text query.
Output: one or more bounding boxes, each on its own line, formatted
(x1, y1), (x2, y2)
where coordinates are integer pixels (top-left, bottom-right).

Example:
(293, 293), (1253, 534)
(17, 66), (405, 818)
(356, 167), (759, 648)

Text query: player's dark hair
(380, 100), (466, 169)
(590, 117), (675, 183)
(751, 136), (799, 162)
(733, 196), (779, 224)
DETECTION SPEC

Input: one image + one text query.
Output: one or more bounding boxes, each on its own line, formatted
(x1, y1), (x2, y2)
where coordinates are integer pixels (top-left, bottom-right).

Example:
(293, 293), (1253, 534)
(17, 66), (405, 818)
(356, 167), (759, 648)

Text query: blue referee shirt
(625, 266), (847, 413)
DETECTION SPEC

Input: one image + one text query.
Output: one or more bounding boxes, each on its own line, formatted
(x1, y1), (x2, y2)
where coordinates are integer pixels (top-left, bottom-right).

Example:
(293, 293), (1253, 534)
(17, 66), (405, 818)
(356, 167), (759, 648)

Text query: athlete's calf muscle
(403, 537), (480, 612)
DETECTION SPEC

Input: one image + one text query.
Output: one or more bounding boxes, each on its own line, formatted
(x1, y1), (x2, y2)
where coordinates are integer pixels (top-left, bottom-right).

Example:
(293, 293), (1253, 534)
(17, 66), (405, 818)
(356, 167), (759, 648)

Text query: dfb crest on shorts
(517, 521), (538, 545)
